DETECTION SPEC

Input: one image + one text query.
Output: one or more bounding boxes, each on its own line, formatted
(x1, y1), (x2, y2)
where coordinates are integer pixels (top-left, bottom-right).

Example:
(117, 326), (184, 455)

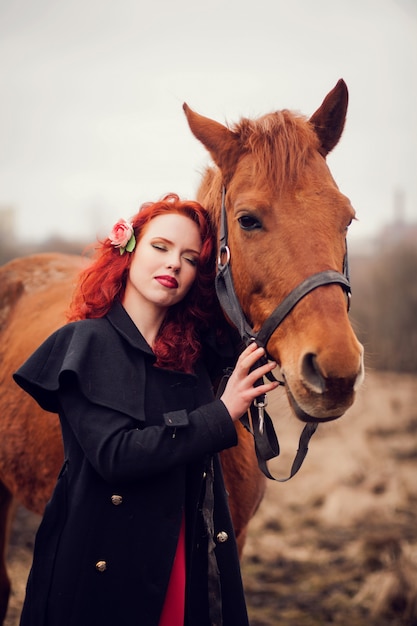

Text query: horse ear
(309, 79), (349, 156)
(183, 103), (241, 178)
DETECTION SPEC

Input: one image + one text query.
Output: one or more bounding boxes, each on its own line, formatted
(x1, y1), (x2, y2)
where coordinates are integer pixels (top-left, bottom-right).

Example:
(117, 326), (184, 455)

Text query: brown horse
(0, 79), (363, 623)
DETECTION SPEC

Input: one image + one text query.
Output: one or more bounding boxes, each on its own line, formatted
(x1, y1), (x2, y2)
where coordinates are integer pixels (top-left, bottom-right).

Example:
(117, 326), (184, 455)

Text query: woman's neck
(121, 294), (167, 348)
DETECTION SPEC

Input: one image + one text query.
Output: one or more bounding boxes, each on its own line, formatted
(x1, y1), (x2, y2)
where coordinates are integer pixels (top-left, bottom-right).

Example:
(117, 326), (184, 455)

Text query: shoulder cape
(13, 303), (153, 420)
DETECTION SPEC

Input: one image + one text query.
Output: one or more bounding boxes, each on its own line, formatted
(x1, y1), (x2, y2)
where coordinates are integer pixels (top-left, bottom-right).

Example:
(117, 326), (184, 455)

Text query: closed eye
(152, 241), (199, 266)
(183, 255), (198, 266)
(237, 215), (262, 231)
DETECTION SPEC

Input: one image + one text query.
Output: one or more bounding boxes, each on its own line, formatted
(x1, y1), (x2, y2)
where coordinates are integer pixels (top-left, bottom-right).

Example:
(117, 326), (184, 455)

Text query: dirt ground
(5, 370), (417, 625)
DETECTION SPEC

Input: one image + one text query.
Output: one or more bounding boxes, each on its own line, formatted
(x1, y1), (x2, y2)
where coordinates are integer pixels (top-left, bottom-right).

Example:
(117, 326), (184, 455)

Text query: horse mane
(234, 109), (319, 189)
(197, 109), (320, 221)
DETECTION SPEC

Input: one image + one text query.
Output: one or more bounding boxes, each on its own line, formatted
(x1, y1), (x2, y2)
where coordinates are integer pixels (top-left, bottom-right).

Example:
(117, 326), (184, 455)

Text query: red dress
(158, 515), (186, 626)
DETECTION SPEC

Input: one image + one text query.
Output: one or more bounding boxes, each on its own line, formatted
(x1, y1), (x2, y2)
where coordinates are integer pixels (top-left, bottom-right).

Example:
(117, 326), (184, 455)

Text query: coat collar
(106, 300), (155, 357)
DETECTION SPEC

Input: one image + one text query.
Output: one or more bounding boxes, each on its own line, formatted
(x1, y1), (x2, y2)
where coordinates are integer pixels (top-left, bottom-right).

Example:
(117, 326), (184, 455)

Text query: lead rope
(216, 362), (317, 482)
(201, 456), (223, 626)
(243, 393), (318, 482)
(216, 366), (316, 482)
(246, 350), (318, 482)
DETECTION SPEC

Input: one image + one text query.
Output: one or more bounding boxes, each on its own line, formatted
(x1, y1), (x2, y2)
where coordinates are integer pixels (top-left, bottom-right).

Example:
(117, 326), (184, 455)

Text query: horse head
(183, 79), (364, 423)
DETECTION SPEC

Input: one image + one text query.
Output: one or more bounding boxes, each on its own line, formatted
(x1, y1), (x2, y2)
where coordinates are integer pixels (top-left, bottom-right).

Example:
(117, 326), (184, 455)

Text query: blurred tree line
(349, 243), (417, 372)
(0, 236), (86, 265)
(1, 237), (417, 373)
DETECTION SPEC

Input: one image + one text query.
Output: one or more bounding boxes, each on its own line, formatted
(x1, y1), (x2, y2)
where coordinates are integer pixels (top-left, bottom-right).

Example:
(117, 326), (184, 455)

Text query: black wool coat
(14, 302), (249, 626)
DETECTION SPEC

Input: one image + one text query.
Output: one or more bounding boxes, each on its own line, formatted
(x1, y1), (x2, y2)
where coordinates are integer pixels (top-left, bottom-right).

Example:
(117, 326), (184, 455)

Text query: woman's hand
(220, 342), (280, 422)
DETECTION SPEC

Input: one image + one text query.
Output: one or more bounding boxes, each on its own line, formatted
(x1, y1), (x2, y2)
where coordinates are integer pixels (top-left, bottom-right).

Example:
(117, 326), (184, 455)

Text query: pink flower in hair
(109, 219), (136, 255)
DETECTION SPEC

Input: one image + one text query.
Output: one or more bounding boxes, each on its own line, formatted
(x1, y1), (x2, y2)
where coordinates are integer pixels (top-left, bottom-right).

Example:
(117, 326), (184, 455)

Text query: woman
(14, 194), (278, 626)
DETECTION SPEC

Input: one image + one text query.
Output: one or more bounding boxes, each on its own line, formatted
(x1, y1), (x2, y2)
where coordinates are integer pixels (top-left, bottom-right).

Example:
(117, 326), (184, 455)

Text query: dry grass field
(5, 370), (417, 625)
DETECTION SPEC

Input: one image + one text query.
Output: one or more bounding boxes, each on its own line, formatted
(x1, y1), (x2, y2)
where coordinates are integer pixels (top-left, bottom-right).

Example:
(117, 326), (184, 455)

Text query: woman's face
(122, 213), (202, 317)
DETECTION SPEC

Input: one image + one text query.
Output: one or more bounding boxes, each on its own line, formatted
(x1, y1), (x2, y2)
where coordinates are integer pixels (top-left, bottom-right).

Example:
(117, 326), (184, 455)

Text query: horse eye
(238, 215), (262, 231)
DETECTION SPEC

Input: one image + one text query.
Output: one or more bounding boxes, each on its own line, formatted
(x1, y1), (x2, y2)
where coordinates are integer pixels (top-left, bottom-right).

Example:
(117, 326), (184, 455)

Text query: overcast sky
(0, 0), (416, 244)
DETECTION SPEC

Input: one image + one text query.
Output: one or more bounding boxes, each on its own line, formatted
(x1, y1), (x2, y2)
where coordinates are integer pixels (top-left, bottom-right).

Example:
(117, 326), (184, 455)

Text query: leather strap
(201, 456), (223, 625)
(243, 405), (318, 482)
(255, 270), (350, 349)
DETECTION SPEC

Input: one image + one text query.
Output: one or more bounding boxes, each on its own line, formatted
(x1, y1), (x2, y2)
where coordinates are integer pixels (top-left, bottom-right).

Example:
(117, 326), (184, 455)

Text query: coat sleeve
(58, 373), (238, 484)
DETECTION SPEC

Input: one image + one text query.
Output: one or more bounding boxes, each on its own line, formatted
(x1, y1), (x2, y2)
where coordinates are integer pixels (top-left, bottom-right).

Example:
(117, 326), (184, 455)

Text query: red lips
(155, 275), (179, 289)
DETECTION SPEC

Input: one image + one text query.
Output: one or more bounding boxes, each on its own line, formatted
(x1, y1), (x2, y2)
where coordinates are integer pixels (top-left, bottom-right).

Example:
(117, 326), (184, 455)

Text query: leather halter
(215, 188), (351, 481)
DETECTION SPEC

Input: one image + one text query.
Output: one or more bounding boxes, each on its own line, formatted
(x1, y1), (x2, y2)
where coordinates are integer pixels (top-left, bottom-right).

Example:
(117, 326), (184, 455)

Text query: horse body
(0, 254), (86, 510)
(0, 254), (86, 622)
(0, 80), (363, 622)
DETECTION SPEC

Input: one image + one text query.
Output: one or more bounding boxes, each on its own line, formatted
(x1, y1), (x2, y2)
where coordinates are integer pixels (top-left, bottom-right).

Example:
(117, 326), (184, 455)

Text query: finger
(238, 344), (266, 370)
(255, 380), (280, 395)
(238, 342), (260, 361)
(247, 359), (277, 383)
(247, 377), (277, 399)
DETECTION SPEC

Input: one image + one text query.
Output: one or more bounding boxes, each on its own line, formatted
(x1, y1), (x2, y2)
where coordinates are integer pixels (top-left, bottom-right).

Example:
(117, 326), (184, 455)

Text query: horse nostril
(301, 353), (326, 394)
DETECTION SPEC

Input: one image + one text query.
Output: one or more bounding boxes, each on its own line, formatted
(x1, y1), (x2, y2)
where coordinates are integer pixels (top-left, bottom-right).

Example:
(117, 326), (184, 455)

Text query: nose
(166, 253), (181, 272)
(301, 349), (364, 395)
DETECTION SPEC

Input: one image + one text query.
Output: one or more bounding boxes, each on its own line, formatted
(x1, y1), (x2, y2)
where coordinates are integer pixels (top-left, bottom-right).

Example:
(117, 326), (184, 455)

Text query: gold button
(95, 560), (107, 572)
(216, 531), (229, 543)
(111, 494), (123, 506)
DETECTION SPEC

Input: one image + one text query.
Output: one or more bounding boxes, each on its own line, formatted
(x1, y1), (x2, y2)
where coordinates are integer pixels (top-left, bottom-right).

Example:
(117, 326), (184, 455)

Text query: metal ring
(346, 291), (351, 312)
(217, 245), (231, 268)
(254, 395), (268, 408)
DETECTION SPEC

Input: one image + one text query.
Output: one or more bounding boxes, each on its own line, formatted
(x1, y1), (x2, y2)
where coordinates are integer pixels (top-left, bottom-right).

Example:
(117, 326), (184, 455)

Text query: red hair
(68, 194), (219, 373)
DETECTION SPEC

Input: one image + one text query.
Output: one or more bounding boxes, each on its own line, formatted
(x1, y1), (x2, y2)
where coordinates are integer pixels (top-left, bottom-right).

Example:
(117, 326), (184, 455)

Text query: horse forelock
(232, 110), (319, 191)
(196, 110), (321, 226)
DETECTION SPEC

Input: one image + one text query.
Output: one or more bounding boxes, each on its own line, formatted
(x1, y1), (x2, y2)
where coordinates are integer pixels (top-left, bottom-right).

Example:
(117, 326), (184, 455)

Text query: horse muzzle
(282, 346), (364, 423)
